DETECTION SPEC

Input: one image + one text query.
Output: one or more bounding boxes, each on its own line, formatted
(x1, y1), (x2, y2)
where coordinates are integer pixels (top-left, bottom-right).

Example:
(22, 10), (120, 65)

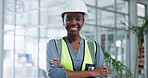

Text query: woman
(46, 0), (109, 78)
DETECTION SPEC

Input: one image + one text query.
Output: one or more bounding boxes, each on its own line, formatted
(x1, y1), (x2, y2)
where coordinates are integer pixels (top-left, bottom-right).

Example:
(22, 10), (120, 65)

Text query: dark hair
(62, 12), (85, 19)
(62, 13), (65, 19)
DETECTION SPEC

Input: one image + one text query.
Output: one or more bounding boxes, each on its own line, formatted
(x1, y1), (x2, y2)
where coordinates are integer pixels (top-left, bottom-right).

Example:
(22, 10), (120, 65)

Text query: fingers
(102, 70), (109, 77)
(100, 66), (108, 70)
(100, 66), (109, 77)
(92, 66), (109, 77)
(50, 58), (59, 64)
(52, 58), (58, 61)
(50, 60), (56, 64)
(50, 58), (63, 66)
(105, 72), (109, 77)
(100, 66), (108, 72)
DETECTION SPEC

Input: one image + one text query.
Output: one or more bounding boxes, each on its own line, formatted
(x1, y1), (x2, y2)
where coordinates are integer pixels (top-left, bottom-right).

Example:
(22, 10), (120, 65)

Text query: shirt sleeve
(95, 42), (106, 68)
(46, 39), (68, 78)
(95, 42), (107, 78)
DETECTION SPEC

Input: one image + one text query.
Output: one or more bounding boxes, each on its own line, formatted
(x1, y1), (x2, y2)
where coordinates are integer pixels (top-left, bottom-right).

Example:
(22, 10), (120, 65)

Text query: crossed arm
(47, 40), (109, 78)
(50, 59), (109, 78)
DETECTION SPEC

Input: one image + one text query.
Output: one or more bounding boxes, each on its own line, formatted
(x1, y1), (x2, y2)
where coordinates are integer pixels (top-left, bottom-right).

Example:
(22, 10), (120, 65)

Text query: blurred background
(0, 0), (148, 78)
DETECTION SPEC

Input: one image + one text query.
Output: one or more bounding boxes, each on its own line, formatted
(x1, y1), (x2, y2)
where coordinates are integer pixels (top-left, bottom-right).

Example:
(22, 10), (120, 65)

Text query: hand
(50, 58), (63, 67)
(90, 66), (109, 77)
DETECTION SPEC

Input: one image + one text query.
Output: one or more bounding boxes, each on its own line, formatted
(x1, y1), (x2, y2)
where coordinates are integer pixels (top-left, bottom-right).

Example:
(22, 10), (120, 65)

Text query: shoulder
(84, 39), (100, 46)
(84, 39), (103, 52)
(47, 38), (63, 45)
(47, 38), (62, 42)
(47, 39), (55, 44)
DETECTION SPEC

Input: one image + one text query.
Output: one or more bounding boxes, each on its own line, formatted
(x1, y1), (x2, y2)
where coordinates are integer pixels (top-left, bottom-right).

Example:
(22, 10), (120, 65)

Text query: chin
(68, 32), (79, 35)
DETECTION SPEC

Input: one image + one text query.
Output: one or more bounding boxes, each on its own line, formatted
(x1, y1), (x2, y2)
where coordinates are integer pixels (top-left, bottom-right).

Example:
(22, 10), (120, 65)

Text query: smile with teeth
(69, 26), (78, 31)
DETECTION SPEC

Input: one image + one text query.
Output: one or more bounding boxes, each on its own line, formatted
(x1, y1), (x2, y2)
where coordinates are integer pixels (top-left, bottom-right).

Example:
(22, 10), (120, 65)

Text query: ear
(82, 18), (85, 26)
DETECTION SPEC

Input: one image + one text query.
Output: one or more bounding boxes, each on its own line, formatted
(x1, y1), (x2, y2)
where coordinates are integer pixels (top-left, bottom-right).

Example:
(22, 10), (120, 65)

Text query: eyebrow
(66, 16), (72, 18)
(76, 15), (83, 18)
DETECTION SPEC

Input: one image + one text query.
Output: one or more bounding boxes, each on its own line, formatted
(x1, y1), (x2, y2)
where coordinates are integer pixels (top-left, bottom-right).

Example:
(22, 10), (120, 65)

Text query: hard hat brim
(61, 11), (89, 19)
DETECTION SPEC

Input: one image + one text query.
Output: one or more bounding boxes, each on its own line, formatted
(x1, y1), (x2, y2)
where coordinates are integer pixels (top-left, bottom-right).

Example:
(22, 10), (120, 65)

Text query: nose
(71, 19), (77, 25)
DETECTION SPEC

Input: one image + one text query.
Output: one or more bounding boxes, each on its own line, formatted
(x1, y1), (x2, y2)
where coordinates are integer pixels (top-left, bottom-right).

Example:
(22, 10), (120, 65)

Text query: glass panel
(99, 28), (129, 77)
(47, 27), (66, 39)
(3, 31), (14, 78)
(81, 0), (95, 6)
(14, 27), (38, 78)
(39, 38), (48, 78)
(39, 28), (48, 78)
(81, 25), (96, 40)
(137, 3), (145, 17)
(99, 28), (117, 77)
(99, 28), (115, 56)
(40, 8), (49, 25)
(4, 16), (15, 31)
(14, 29), (26, 78)
(116, 30), (128, 63)
(40, 0), (58, 7)
(4, 0), (39, 14)
(40, 7), (62, 26)
(116, 14), (128, 29)
(116, 0), (128, 14)
(3, 11), (15, 78)
(16, 0), (38, 12)
(41, 0), (95, 7)
(98, 0), (115, 11)
(85, 6), (96, 25)
(4, 0), (15, 15)
(16, 10), (38, 27)
(138, 18), (144, 26)
(98, 10), (115, 27)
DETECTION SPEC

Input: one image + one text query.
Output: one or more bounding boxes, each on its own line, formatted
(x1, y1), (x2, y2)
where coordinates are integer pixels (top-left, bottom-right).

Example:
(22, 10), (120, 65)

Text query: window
(98, 10), (115, 27)
(137, 3), (145, 17)
(137, 3), (146, 26)
(116, 0), (128, 14)
(97, 0), (115, 11)
(2, 0), (130, 78)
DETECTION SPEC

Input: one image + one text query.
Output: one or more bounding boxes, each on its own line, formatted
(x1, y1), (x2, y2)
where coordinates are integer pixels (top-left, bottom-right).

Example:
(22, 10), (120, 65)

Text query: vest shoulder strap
(87, 40), (97, 63)
(54, 39), (62, 61)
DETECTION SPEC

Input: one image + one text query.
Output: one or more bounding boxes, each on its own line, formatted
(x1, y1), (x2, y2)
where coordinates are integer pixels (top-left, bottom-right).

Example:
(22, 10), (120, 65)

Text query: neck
(66, 34), (81, 43)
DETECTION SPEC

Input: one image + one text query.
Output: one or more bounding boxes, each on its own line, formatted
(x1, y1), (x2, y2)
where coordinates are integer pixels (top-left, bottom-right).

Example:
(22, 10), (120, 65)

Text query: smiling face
(63, 12), (84, 35)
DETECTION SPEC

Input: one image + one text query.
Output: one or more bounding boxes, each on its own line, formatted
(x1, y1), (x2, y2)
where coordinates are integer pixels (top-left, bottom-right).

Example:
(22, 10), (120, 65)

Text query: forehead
(64, 12), (84, 17)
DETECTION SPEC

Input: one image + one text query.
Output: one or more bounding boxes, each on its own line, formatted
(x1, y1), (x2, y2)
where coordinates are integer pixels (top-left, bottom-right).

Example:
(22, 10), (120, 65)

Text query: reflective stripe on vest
(54, 38), (97, 71)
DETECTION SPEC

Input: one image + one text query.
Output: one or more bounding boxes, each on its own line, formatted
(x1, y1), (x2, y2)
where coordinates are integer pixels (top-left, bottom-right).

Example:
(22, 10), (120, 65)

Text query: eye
(76, 17), (83, 21)
(66, 17), (72, 21)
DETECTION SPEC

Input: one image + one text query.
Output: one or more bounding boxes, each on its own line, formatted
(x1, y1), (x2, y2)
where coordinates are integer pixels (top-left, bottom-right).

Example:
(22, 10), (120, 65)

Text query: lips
(69, 26), (78, 31)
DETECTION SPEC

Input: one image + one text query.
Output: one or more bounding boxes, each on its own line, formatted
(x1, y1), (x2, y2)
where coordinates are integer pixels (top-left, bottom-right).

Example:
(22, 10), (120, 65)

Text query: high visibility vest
(54, 38), (97, 71)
